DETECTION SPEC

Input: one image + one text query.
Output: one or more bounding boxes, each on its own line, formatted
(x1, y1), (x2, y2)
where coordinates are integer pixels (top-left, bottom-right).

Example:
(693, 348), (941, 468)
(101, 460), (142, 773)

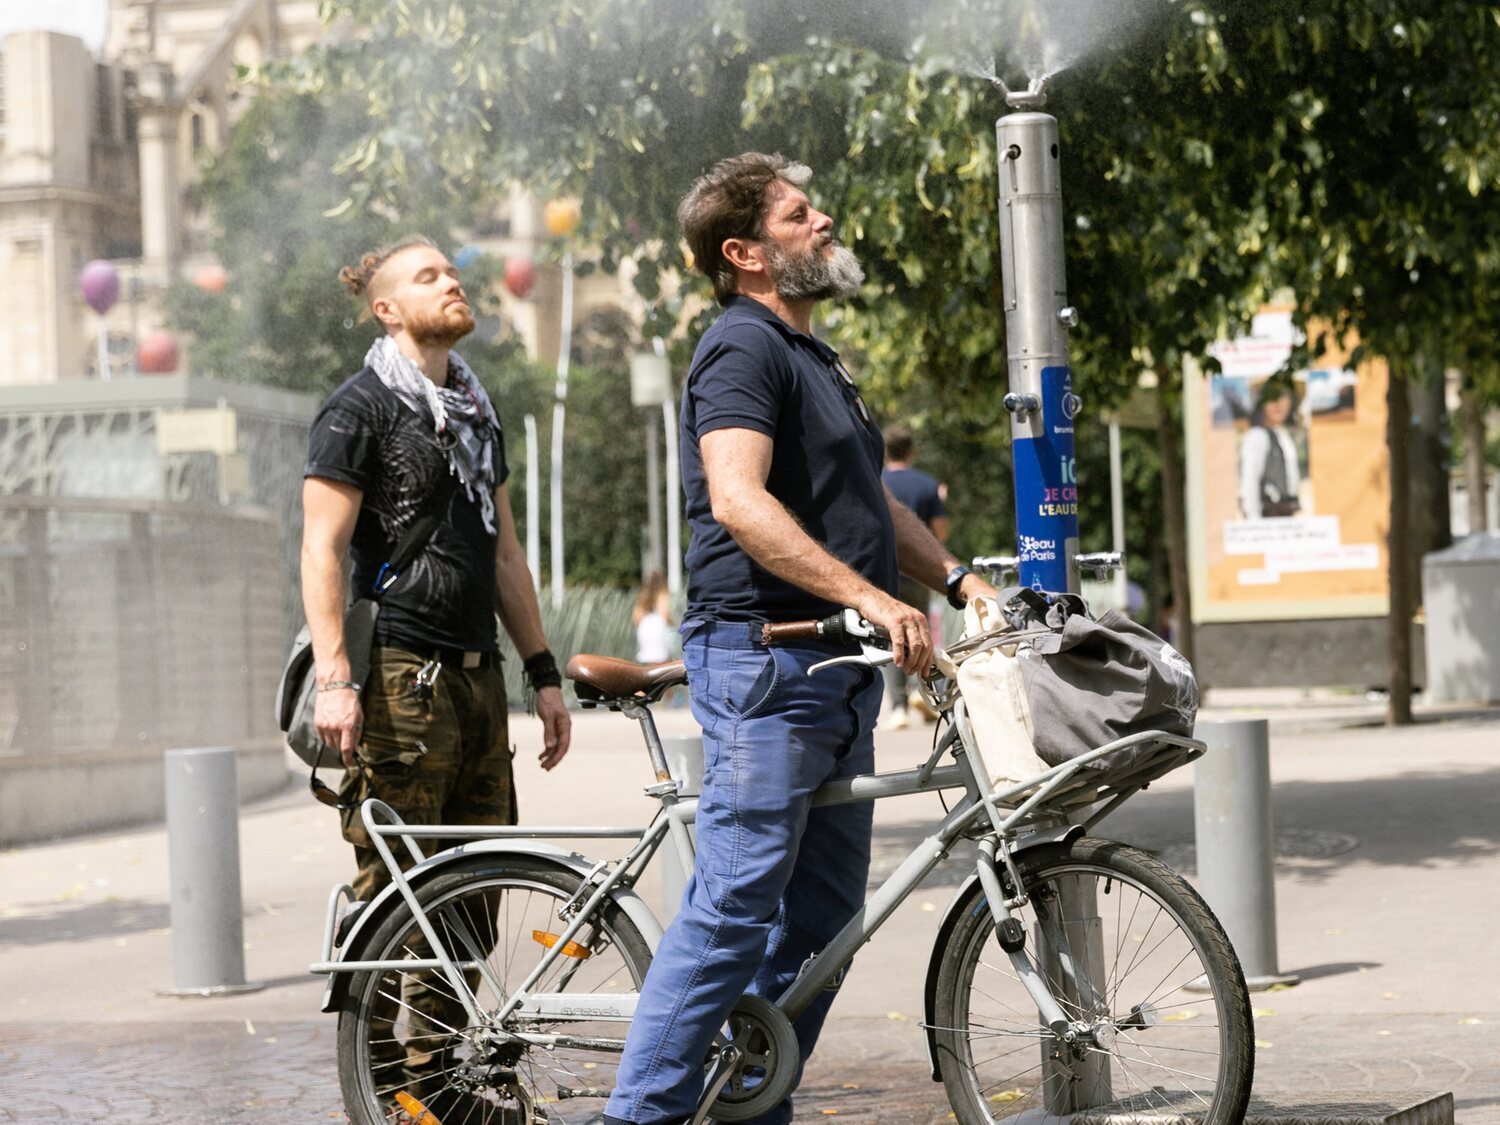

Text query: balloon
(453, 244), (483, 269)
(682, 244), (696, 271)
(80, 260), (120, 315)
(504, 256), (536, 300)
(137, 332), (180, 374)
(192, 264), (229, 292)
(543, 198), (581, 238)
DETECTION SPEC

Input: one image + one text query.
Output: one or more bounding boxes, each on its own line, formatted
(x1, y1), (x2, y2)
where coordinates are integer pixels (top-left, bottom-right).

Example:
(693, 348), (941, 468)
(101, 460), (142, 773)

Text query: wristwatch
(945, 564), (973, 610)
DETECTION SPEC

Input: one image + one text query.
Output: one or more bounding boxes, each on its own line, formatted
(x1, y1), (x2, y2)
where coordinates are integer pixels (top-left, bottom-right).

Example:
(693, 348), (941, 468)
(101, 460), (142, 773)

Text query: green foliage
(217, 0), (1500, 604)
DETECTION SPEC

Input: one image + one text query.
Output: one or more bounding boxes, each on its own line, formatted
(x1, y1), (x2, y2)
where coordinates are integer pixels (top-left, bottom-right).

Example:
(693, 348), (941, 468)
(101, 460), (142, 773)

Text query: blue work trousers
(605, 622), (880, 1125)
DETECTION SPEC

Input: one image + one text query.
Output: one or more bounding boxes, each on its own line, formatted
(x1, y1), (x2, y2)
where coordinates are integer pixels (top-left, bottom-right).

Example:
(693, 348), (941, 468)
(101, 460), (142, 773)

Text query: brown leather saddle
(566, 653), (688, 707)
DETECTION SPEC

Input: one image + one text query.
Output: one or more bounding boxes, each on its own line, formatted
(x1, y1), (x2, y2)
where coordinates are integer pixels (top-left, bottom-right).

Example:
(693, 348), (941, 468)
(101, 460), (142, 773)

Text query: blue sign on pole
(1012, 365), (1079, 591)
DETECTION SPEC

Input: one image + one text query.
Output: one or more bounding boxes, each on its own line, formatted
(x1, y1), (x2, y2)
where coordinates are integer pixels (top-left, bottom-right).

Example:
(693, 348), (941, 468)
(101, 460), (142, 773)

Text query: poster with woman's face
(1187, 307), (1390, 622)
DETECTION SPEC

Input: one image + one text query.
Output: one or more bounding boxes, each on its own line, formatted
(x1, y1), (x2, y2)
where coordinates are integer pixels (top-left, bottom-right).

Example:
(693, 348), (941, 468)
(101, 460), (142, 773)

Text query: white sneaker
(879, 708), (911, 732)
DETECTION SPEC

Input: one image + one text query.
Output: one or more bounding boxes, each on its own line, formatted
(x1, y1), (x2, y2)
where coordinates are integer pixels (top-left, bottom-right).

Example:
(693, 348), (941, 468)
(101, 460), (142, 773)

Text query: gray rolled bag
(950, 588), (1198, 785)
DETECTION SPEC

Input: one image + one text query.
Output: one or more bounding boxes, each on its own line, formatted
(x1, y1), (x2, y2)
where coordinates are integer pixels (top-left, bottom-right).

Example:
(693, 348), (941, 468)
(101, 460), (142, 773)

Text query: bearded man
(604, 154), (994, 1125)
(300, 237), (570, 1111)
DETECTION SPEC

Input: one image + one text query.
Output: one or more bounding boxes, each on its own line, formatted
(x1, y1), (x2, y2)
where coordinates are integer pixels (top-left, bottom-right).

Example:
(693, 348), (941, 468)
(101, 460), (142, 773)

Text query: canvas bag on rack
(949, 588), (1199, 789)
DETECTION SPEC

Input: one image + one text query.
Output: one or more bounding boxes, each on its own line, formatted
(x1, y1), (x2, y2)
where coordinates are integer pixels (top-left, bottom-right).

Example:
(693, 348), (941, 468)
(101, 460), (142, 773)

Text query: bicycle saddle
(567, 654), (687, 705)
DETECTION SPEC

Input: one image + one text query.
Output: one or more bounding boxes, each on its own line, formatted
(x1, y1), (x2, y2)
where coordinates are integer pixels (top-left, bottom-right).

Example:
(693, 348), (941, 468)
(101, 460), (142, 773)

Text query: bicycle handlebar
(761, 611), (889, 648)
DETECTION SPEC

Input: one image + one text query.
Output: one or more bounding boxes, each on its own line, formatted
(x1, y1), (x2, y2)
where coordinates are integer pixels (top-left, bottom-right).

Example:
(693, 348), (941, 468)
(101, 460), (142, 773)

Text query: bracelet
(522, 650), (563, 692)
(319, 680), (362, 693)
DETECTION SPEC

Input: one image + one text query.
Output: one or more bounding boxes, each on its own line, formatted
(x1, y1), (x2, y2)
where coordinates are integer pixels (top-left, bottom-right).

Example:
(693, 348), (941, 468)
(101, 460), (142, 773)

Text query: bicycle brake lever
(808, 643), (893, 675)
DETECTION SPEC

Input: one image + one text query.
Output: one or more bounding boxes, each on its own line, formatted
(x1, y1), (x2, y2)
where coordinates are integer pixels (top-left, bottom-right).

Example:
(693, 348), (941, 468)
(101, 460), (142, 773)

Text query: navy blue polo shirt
(679, 296), (898, 625)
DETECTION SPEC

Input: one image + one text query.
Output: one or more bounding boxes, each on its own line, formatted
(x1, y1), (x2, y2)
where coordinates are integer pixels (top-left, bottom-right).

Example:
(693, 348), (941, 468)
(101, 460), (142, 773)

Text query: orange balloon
(137, 331), (180, 374)
(543, 197), (581, 238)
(683, 245), (696, 271)
(192, 264), (229, 292)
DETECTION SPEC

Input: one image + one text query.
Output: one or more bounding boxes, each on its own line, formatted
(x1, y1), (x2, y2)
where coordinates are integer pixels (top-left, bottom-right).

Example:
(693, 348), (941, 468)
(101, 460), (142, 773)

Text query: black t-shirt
(883, 467), (945, 526)
(304, 366), (508, 653)
(680, 297), (898, 624)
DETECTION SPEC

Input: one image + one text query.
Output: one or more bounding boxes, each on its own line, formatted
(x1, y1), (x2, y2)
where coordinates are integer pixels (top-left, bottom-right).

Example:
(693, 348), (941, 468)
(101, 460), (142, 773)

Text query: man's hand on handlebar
(857, 593), (933, 677)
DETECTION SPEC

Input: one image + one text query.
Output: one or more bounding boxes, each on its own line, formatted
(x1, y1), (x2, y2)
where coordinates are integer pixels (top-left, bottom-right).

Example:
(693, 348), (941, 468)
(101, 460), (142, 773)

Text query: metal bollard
(160, 747), (263, 996)
(1193, 719), (1300, 990)
(657, 734), (704, 925)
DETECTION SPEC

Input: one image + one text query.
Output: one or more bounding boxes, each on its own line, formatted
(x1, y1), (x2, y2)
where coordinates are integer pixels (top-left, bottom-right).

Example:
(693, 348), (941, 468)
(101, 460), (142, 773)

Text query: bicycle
(312, 607), (1254, 1125)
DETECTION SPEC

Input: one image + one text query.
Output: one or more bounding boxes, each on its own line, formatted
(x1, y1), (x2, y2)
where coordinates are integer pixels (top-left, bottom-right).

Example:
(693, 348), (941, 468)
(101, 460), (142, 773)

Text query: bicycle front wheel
(933, 838), (1253, 1125)
(337, 854), (653, 1125)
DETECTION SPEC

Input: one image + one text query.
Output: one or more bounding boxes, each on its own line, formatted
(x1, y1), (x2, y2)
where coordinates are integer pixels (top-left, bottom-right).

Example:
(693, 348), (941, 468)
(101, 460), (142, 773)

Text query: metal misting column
(993, 79), (1108, 1113)
(996, 83), (1081, 594)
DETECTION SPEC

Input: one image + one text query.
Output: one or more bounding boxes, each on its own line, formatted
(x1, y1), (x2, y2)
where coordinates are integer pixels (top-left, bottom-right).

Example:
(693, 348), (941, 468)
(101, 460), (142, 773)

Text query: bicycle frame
(311, 686), (1204, 1051)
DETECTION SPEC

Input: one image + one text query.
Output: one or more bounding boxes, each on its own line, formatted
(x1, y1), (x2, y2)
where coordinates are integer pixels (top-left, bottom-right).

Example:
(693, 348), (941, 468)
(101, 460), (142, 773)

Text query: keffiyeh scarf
(366, 335), (502, 534)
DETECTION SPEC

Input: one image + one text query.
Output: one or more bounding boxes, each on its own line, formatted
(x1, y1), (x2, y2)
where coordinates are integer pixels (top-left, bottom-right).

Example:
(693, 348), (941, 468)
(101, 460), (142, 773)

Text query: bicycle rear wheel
(933, 838), (1253, 1125)
(337, 854), (653, 1125)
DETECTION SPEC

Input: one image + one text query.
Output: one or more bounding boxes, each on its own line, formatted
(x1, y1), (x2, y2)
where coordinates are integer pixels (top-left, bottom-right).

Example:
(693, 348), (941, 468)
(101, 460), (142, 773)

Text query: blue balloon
(454, 244), (483, 269)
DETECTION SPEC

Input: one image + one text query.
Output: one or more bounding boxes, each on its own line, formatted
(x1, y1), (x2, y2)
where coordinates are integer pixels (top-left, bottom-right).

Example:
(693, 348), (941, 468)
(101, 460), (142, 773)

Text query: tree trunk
(1155, 372), (1195, 670)
(1458, 370), (1490, 533)
(1407, 370), (1452, 587)
(1386, 369), (1413, 726)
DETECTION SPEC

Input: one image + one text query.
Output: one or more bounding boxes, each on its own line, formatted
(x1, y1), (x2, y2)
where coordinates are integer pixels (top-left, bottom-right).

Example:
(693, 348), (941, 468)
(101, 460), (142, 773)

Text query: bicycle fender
(318, 840), (666, 1014)
(920, 824), (1082, 1080)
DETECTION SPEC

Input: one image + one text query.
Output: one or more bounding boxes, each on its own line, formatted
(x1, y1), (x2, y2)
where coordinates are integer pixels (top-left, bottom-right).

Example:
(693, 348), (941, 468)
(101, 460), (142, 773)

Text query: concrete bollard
(1193, 719), (1300, 991)
(161, 747), (263, 996)
(658, 734), (704, 925)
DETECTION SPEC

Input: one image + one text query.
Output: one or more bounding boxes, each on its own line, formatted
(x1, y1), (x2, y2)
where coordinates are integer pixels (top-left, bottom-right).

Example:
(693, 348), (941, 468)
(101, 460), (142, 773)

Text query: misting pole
(993, 77), (1109, 1115)
(996, 80), (1081, 594)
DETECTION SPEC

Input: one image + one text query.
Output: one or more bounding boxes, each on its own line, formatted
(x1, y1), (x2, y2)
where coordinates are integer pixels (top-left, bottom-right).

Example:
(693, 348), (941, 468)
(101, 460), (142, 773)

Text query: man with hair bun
(605, 153), (993, 1125)
(302, 235), (570, 1117)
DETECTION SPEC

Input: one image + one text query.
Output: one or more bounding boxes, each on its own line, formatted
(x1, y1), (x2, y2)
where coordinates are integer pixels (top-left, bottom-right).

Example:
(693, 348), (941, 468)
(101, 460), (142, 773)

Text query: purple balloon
(80, 260), (120, 315)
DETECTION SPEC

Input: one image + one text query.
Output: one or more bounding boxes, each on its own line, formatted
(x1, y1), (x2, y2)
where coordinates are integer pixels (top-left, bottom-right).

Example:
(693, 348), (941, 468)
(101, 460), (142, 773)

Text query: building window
(95, 64), (114, 141)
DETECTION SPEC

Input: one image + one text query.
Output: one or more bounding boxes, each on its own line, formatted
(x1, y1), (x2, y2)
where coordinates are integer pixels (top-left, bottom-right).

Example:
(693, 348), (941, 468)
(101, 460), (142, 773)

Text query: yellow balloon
(683, 245), (696, 270)
(543, 198), (581, 237)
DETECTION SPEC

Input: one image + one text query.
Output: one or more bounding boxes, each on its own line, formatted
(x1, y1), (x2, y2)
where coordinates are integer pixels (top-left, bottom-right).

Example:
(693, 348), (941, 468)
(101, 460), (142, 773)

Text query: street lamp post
(542, 197), (582, 611)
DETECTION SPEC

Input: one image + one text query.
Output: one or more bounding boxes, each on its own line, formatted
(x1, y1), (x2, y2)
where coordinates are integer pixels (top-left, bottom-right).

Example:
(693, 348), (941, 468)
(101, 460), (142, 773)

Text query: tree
(1236, 1), (1500, 721)
(169, 87), (658, 588)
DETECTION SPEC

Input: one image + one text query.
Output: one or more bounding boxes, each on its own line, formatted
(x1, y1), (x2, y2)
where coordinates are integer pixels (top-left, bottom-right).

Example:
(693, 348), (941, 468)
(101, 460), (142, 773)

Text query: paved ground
(1, 692), (1497, 1123)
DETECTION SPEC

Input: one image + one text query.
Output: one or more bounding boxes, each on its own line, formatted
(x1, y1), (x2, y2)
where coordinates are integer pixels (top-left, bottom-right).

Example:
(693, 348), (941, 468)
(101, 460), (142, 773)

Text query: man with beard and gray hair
(302, 236), (570, 1118)
(605, 154), (993, 1125)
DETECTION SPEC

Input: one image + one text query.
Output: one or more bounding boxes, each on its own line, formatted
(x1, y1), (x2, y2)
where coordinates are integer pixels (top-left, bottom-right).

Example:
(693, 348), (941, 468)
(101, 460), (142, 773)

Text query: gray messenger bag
(275, 478), (456, 767)
(947, 587), (1199, 788)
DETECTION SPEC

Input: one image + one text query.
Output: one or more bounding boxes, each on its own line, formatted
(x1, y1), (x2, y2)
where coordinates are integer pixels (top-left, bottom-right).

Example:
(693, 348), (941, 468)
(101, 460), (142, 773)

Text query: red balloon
(80, 259), (120, 315)
(137, 332), (180, 374)
(504, 256), (536, 300)
(192, 264), (229, 292)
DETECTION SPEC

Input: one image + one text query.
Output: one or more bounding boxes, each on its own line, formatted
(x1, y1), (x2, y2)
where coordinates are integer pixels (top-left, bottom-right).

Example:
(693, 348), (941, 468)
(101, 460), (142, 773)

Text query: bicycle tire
(932, 838), (1253, 1125)
(337, 854), (653, 1125)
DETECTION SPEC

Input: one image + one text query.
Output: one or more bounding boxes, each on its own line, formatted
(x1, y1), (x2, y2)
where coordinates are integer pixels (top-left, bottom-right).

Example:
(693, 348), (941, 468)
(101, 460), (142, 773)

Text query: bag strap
(369, 471), (461, 601)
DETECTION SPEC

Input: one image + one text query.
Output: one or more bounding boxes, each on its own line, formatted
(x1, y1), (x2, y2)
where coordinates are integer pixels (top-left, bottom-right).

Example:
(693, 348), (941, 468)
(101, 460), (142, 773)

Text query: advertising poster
(1185, 306), (1390, 621)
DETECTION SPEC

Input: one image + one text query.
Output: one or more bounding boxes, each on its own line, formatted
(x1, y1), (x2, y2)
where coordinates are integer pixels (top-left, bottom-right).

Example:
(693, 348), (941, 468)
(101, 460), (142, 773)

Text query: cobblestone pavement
(2, 1010), (1497, 1123)
(3, 709), (1498, 1122)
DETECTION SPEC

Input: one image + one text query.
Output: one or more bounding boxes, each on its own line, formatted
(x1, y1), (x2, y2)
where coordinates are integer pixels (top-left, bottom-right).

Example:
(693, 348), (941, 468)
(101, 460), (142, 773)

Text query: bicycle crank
(698, 993), (800, 1123)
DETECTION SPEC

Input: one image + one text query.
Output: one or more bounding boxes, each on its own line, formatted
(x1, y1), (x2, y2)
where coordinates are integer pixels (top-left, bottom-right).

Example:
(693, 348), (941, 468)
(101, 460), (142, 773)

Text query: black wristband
(522, 649), (563, 692)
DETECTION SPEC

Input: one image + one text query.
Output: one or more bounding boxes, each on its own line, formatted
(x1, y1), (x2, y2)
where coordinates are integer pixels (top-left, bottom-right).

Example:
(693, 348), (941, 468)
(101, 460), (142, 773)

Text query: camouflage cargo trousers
(337, 644), (516, 1101)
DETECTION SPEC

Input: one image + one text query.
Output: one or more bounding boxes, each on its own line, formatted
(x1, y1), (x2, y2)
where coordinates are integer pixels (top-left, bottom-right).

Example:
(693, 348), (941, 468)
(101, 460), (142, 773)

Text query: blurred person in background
(879, 424), (949, 730)
(633, 569), (674, 664)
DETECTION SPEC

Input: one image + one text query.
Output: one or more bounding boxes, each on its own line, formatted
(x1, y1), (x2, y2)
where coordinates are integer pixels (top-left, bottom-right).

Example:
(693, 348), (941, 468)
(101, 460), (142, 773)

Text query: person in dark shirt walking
(879, 424), (950, 729)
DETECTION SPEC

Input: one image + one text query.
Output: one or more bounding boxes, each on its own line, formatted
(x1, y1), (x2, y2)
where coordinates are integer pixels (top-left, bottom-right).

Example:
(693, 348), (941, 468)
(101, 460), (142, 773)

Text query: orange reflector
(394, 1090), (441, 1124)
(533, 929), (592, 959)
